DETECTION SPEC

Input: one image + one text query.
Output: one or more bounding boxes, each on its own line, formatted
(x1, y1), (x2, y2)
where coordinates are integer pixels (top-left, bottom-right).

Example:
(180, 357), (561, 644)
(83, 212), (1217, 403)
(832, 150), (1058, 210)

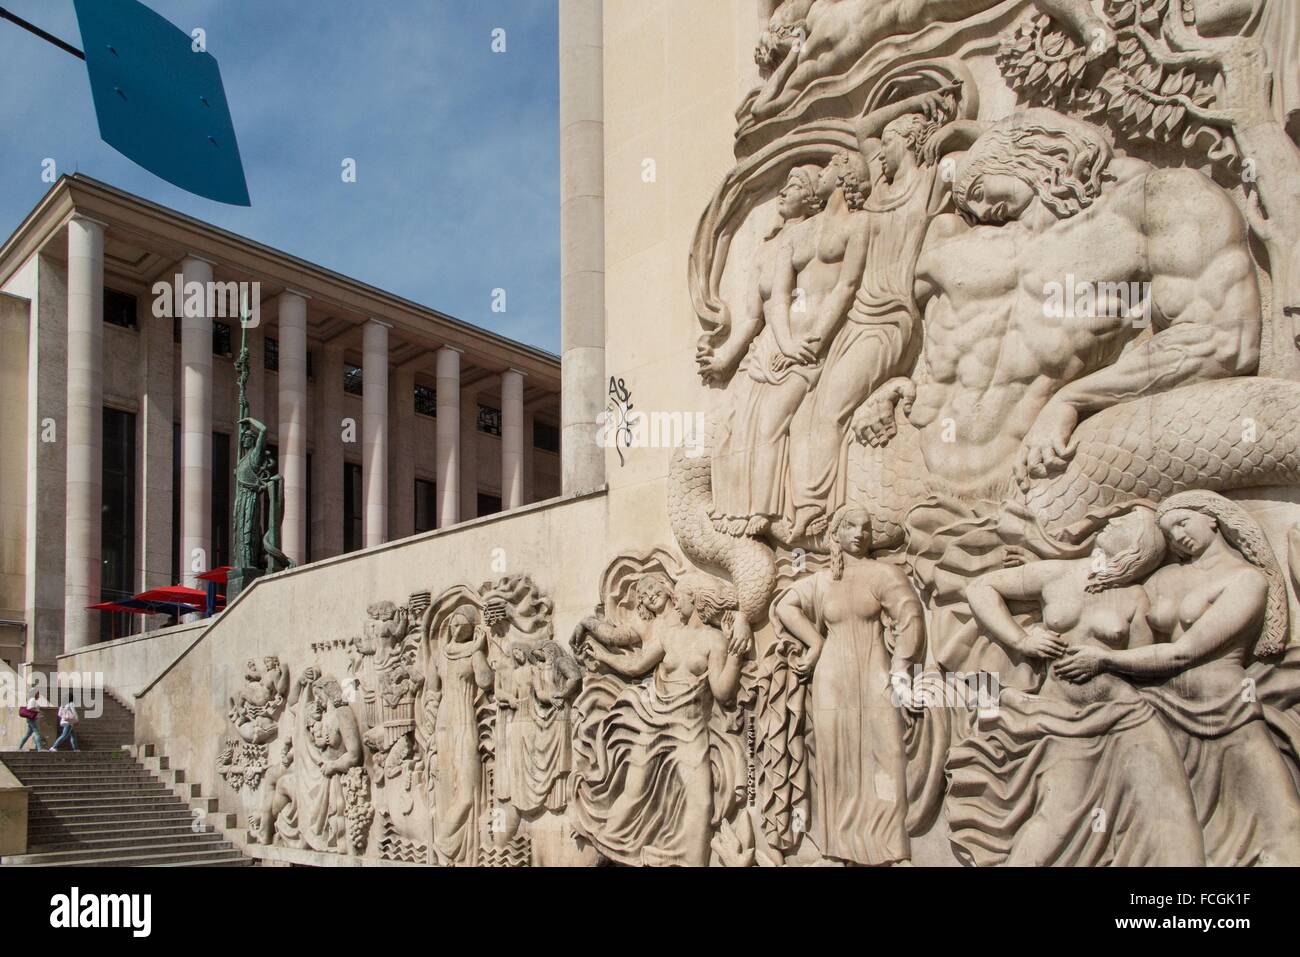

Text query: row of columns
(61, 215), (530, 648)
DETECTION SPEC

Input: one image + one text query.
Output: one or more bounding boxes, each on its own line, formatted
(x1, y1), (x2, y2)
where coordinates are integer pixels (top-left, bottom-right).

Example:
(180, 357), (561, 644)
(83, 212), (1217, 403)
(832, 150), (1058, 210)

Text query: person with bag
(49, 694), (79, 752)
(17, 682), (44, 751)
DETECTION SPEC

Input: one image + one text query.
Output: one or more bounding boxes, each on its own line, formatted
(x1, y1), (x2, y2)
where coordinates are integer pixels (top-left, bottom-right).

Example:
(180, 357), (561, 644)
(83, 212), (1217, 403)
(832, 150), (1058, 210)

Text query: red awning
(134, 586), (209, 606)
(86, 600), (145, 614)
(197, 566), (231, 585)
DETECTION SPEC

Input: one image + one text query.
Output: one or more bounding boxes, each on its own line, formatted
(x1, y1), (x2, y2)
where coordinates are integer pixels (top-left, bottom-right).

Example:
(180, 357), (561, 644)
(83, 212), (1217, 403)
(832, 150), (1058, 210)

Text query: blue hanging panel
(74, 0), (250, 205)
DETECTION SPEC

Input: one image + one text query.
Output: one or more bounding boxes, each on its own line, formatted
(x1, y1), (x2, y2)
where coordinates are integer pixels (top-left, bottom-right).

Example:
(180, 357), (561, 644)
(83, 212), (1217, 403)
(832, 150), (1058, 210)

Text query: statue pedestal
(227, 566), (262, 604)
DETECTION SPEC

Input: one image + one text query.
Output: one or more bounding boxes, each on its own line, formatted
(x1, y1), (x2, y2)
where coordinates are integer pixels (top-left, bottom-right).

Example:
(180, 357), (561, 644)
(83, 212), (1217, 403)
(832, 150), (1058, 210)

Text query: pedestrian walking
(49, 695), (79, 751)
(17, 682), (44, 751)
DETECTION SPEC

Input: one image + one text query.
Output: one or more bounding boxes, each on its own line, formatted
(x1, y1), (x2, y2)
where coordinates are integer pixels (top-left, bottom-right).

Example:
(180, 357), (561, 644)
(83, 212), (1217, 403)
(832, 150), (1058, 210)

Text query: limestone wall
(133, 489), (607, 852)
(56, 621), (205, 702)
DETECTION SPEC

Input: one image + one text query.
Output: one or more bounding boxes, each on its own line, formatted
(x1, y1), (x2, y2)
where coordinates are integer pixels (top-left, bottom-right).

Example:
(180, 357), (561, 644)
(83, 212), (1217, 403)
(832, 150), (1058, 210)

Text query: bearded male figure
(853, 108), (1263, 681)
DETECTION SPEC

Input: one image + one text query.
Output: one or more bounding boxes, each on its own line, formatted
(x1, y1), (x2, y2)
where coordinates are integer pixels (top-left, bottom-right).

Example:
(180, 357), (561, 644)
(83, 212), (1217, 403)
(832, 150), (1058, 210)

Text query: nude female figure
(951, 506), (1204, 866)
(1055, 491), (1300, 866)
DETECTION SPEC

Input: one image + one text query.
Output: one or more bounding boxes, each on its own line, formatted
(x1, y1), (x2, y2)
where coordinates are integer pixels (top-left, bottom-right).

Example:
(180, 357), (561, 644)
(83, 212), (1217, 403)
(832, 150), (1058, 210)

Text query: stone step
(17, 772), (163, 786)
(27, 780), (175, 790)
(1, 753), (138, 766)
(28, 822), (219, 851)
(32, 790), (187, 807)
(7, 833), (230, 865)
(156, 857), (254, 867)
(32, 846), (247, 867)
(27, 816), (201, 842)
(28, 807), (197, 829)
(29, 790), (180, 806)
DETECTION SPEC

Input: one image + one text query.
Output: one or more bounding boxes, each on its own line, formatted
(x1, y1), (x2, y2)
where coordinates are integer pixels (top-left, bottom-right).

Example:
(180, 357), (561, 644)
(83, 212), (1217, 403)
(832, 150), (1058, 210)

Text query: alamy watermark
(1043, 273), (1152, 327)
(6, 671), (104, 717)
(152, 274), (262, 327)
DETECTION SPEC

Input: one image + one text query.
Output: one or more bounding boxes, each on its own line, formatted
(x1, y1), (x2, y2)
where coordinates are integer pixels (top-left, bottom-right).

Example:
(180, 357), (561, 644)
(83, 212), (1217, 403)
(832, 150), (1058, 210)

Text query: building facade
(0, 174), (561, 668)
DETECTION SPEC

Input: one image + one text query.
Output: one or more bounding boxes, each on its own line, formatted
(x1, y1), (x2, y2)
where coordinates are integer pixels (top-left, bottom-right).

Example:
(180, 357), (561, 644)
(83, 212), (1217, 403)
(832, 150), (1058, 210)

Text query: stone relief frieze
(223, 0), (1300, 865)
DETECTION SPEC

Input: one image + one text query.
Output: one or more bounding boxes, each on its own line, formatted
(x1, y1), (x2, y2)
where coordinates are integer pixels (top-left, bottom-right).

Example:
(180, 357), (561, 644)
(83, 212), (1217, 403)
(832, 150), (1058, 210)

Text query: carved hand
(792, 645), (821, 681)
(1053, 645), (1107, 683)
(889, 671), (920, 712)
(852, 378), (916, 448)
(696, 338), (737, 386)
(1015, 402), (1079, 490)
(789, 331), (821, 366)
(1020, 625), (1068, 662)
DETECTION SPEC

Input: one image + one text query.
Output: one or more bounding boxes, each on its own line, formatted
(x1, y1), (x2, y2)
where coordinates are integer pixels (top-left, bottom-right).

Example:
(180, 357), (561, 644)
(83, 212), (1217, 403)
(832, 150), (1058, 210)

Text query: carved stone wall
(142, 0), (1300, 866)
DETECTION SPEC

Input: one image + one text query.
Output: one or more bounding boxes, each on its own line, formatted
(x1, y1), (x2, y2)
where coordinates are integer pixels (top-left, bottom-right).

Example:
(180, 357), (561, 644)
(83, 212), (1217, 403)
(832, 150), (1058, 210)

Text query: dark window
(533, 421), (560, 454)
(344, 463), (363, 552)
(477, 493), (502, 517)
(265, 336), (279, 372)
(307, 350), (314, 381)
(414, 384), (437, 417)
(343, 362), (364, 396)
(415, 479), (437, 533)
(103, 289), (137, 329)
(477, 404), (502, 437)
(101, 408), (137, 642)
(171, 423), (181, 585)
(212, 432), (231, 569)
(213, 322), (233, 358)
(305, 453), (313, 562)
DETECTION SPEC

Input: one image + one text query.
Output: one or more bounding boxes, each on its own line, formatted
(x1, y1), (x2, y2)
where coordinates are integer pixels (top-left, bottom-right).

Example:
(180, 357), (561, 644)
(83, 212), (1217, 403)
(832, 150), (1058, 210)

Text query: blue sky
(0, 0), (561, 352)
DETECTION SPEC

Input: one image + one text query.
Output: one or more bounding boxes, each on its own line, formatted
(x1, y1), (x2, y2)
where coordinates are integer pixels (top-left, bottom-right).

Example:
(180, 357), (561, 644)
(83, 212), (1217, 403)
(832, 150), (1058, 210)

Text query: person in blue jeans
(18, 686), (44, 750)
(49, 696), (79, 751)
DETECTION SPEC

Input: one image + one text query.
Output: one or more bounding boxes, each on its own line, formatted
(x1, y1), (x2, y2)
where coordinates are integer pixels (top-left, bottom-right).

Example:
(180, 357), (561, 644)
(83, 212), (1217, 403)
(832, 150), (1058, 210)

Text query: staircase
(1, 689), (249, 866)
(1, 750), (250, 866)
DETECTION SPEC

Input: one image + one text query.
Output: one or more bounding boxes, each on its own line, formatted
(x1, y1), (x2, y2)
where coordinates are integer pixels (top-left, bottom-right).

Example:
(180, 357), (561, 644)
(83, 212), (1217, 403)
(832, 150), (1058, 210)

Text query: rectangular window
(533, 420), (560, 454)
(477, 404), (502, 437)
(305, 452), (313, 562)
(171, 423), (180, 585)
(415, 479), (437, 533)
(264, 336), (279, 372)
(103, 289), (137, 329)
(212, 432), (231, 570)
(343, 362), (364, 396)
(344, 463), (363, 552)
(101, 408), (137, 642)
(477, 492), (502, 518)
(414, 384), (437, 418)
(213, 322), (233, 358)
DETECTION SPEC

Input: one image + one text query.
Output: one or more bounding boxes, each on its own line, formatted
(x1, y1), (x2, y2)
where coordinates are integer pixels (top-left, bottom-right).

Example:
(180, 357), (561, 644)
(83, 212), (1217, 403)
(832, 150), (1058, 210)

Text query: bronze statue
(230, 320), (293, 600)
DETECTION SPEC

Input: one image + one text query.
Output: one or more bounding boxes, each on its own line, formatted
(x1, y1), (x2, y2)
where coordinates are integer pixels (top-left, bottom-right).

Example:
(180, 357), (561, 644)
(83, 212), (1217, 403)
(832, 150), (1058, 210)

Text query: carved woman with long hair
(948, 506), (1204, 866)
(1056, 491), (1300, 865)
(770, 504), (926, 864)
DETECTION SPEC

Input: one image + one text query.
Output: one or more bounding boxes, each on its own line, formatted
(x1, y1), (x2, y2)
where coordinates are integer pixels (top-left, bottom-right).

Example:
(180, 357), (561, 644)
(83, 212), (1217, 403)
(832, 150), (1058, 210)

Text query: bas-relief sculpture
(224, 0), (1300, 865)
(230, 323), (294, 601)
(674, 0), (1300, 866)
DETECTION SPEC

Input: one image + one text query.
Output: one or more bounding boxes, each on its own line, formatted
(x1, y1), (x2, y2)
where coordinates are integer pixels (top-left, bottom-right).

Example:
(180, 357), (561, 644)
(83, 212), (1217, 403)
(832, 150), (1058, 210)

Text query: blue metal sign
(73, 0), (250, 205)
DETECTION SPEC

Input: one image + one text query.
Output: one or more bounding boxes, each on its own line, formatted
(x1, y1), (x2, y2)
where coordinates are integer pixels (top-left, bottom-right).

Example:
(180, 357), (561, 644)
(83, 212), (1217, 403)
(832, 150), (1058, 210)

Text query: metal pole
(0, 7), (85, 60)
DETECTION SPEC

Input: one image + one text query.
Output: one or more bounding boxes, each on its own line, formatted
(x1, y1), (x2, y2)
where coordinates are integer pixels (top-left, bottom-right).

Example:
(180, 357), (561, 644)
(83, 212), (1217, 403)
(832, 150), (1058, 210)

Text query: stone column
(312, 343), (345, 559)
(63, 216), (105, 650)
(362, 320), (389, 547)
(179, 255), (214, 588)
(388, 365), (416, 540)
(460, 382), (478, 520)
(277, 291), (309, 563)
(501, 369), (525, 510)
(435, 346), (461, 527)
(560, 0), (606, 495)
(139, 285), (175, 591)
(523, 410), (536, 505)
